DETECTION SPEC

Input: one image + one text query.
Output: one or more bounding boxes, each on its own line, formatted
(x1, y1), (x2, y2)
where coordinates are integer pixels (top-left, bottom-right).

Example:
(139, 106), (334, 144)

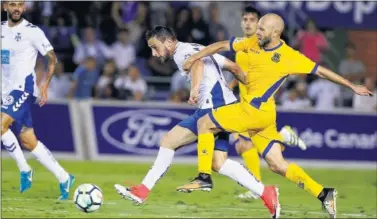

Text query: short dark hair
(145, 26), (177, 42)
(242, 5), (262, 19)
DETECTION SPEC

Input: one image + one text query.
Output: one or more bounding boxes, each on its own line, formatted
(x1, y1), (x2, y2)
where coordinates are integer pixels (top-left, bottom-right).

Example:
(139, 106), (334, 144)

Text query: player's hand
(352, 85), (374, 96)
(188, 89), (199, 105)
(39, 82), (49, 107)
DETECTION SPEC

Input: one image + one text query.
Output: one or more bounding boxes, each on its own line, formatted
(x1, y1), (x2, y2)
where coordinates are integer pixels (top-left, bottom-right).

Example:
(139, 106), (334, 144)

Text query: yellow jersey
(230, 37), (318, 111)
(234, 35), (258, 103)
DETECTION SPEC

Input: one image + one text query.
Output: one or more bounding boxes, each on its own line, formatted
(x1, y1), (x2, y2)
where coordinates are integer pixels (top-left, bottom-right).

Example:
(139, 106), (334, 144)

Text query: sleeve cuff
(229, 36), (236, 53)
(310, 63), (319, 75)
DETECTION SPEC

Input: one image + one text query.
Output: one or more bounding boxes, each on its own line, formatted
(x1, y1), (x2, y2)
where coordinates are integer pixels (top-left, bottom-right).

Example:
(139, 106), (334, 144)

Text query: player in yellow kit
(178, 13), (373, 218)
(216, 6), (307, 200)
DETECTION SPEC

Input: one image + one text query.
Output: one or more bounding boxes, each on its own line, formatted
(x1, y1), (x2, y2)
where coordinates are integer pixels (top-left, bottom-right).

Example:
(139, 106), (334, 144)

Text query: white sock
(2, 129), (31, 172)
(141, 147), (175, 190)
(219, 159), (264, 197)
(31, 141), (69, 183)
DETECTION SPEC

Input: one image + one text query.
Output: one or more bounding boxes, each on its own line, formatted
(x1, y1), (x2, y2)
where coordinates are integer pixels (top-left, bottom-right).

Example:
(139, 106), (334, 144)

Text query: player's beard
(258, 36), (271, 48)
(158, 48), (170, 63)
(8, 12), (23, 23)
(158, 55), (169, 63)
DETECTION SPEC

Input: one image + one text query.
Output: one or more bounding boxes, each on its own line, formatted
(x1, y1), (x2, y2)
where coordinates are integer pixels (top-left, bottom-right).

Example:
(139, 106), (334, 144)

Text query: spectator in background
(294, 19), (328, 63)
(171, 70), (189, 93)
(111, 2), (150, 44)
(353, 77), (377, 112)
(308, 78), (341, 111)
(208, 3), (229, 43)
(95, 60), (116, 99)
(111, 28), (136, 71)
(47, 61), (71, 99)
(52, 16), (76, 52)
(174, 8), (193, 42)
(114, 65), (147, 101)
(281, 81), (312, 110)
(338, 42), (367, 107)
(190, 6), (210, 45)
(68, 57), (100, 99)
(72, 27), (112, 66)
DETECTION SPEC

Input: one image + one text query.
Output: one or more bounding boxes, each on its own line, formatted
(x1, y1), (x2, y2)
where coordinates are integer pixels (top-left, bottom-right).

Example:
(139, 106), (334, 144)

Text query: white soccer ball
(73, 184), (104, 213)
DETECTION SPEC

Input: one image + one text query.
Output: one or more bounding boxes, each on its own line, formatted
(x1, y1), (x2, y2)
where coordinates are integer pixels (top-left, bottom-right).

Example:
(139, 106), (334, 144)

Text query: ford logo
(101, 109), (198, 155)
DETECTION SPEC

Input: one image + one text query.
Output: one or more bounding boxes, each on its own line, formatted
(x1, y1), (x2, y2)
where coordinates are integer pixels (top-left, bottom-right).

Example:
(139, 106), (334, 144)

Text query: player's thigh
(160, 125), (197, 150)
(212, 150), (228, 172)
(1, 113), (14, 133)
(1, 90), (32, 132)
(18, 127), (38, 150)
(250, 123), (284, 158)
(209, 103), (252, 133)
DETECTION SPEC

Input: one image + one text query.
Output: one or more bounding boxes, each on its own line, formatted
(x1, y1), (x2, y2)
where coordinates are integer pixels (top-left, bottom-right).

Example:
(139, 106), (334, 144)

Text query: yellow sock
(241, 148), (261, 181)
(286, 163), (324, 197)
(197, 133), (215, 175)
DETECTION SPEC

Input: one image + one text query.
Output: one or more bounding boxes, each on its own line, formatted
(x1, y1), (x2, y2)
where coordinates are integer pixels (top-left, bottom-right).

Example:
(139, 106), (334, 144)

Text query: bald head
(260, 13), (285, 34)
(256, 13), (285, 48)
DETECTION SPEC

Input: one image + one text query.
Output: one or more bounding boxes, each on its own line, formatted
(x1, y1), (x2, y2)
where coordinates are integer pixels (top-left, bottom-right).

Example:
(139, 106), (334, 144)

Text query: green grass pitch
(1, 158), (376, 218)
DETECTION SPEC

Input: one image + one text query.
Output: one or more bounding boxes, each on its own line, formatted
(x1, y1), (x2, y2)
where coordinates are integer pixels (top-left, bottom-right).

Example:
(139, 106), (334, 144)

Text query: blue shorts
(178, 108), (230, 152)
(1, 90), (36, 136)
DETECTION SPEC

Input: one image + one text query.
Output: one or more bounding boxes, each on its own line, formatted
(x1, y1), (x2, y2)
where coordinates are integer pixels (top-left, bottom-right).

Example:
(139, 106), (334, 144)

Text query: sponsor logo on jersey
(101, 109), (197, 155)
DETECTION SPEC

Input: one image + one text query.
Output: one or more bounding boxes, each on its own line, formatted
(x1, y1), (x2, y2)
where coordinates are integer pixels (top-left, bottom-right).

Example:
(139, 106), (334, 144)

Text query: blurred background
(2, 1), (376, 110)
(1, 1), (376, 164)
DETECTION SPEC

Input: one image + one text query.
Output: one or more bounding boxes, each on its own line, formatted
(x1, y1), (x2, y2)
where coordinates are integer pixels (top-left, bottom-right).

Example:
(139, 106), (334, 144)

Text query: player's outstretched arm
(315, 65), (373, 96)
(39, 50), (57, 106)
(183, 41), (230, 71)
(188, 60), (205, 105)
(222, 58), (247, 85)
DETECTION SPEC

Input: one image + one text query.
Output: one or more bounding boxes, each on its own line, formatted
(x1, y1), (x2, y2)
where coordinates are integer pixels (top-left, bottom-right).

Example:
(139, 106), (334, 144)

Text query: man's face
(147, 37), (171, 63)
(241, 13), (259, 37)
(6, 1), (25, 23)
(256, 19), (273, 47)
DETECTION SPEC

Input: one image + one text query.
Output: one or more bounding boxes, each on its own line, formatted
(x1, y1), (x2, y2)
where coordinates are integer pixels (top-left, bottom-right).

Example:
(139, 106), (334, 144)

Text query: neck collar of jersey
(7, 18), (27, 28)
(173, 41), (181, 55)
(263, 41), (283, 52)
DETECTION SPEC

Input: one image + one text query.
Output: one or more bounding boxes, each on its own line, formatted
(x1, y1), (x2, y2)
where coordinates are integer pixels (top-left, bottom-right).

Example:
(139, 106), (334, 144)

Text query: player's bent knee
(265, 143), (289, 175)
(235, 140), (253, 155)
(1, 113), (13, 135)
(19, 129), (38, 151)
(212, 151), (227, 172)
(198, 115), (215, 133)
(159, 134), (178, 150)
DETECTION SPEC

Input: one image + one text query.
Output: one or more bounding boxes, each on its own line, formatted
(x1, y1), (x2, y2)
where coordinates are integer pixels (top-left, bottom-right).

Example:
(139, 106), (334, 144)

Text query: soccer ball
(73, 184), (104, 213)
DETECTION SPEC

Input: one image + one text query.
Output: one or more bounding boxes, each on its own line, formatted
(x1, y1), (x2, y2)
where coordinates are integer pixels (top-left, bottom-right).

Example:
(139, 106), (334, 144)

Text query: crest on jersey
(234, 37), (244, 43)
(2, 95), (14, 106)
(15, 33), (21, 42)
(271, 52), (281, 63)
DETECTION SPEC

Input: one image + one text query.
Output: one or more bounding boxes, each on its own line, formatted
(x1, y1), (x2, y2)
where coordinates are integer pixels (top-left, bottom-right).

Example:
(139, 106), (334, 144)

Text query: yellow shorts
(210, 102), (284, 157)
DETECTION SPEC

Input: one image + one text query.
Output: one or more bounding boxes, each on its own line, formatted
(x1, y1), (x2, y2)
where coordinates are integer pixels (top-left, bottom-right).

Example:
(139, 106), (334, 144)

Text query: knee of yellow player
(197, 114), (214, 133)
(264, 142), (289, 175)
